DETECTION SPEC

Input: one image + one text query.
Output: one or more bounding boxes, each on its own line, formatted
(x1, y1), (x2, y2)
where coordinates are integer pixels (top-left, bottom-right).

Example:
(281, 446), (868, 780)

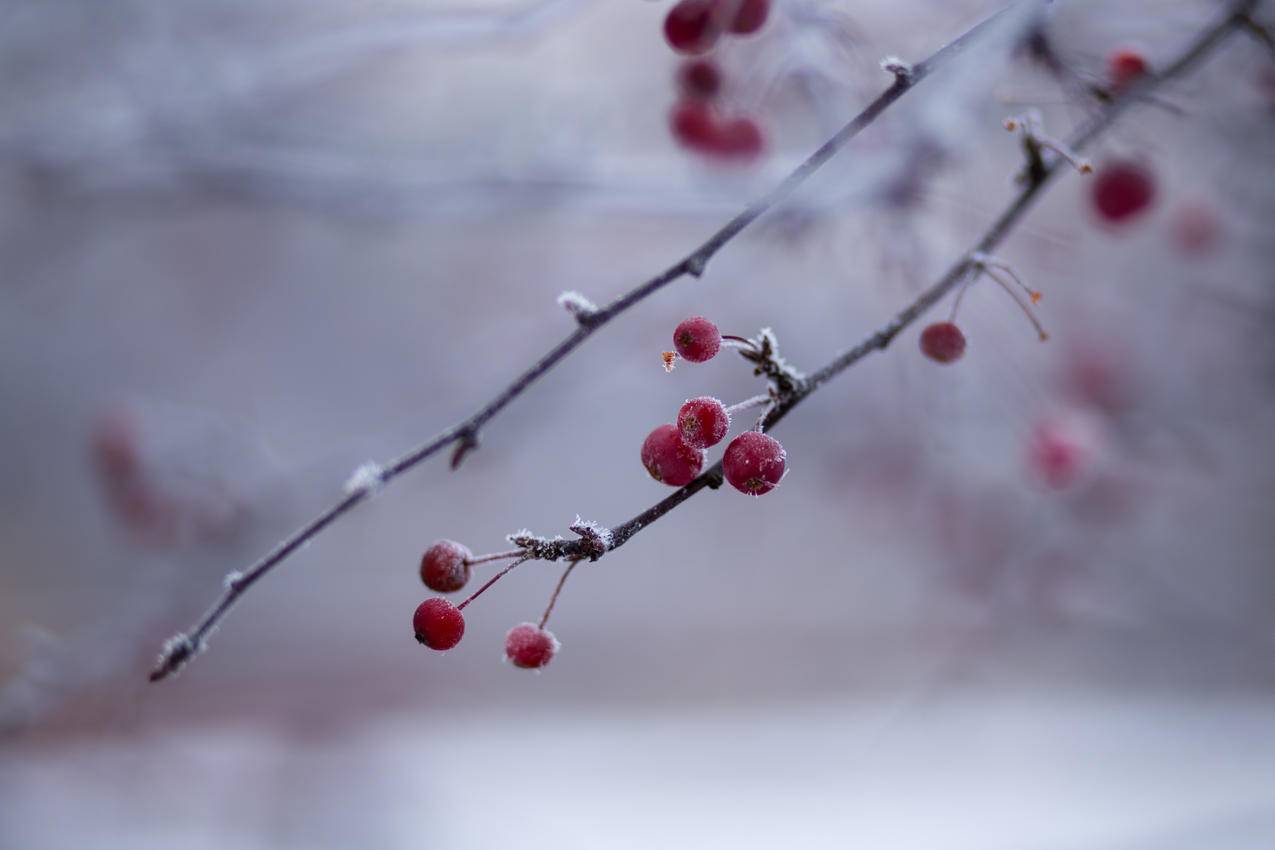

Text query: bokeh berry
(728, 0), (770, 34)
(1107, 48), (1148, 90)
(1027, 414), (1100, 490)
(712, 116), (765, 159)
(664, 0), (723, 55)
(504, 623), (560, 669)
(723, 430), (786, 495)
(413, 597), (465, 651)
(678, 396), (731, 449)
(1091, 161), (1156, 224)
(420, 539), (472, 593)
(673, 316), (721, 362)
(678, 59), (722, 99)
(641, 424), (706, 486)
(670, 100), (718, 150)
(920, 321), (967, 364)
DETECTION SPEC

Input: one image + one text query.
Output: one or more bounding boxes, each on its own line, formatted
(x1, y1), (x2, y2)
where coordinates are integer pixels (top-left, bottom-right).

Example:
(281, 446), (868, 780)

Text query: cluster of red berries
(663, 0), (770, 160)
(412, 539), (559, 668)
(643, 316), (787, 495)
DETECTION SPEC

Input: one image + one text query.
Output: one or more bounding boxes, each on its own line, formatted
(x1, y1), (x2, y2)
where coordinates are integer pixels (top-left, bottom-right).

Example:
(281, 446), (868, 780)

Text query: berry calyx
(673, 316), (722, 363)
(504, 623), (560, 669)
(413, 598), (465, 651)
(1091, 161), (1156, 224)
(678, 396), (731, 449)
(728, 0), (770, 34)
(722, 430), (786, 495)
(420, 539), (472, 593)
(641, 424), (706, 486)
(678, 59), (722, 99)
(1107, 48), (1148, 91)
(920, 321), (967, 364)
(664, 0), (724, 55)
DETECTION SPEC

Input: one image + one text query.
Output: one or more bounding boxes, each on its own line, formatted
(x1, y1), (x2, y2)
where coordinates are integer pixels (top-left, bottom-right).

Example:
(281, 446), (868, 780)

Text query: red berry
(712, 116), (764, 159)
(1107, 48), (1147, 90)
(678, 59), (722, 99)
(678, 396), (731, 449)
(1027, 414), (1099, 490)
(920, 321), (966, 364)
(504, 623), (559, 669)
(722, 430), (786, 496)
(670, 100), (718, 150)
(664, 0), (724, 55)
(1091, 161), (1155, 224)
(673, 316), (721, 362)
(413, 598), (465, 650)
(641, 424), (706, 486)
(727, 0), (770, 34)
(420, 539), (472, 593)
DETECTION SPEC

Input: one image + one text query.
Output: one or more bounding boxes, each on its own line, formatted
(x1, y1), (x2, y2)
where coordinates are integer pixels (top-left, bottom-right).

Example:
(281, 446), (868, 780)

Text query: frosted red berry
(678, 396), (730, 449)
(728, 0), (770, 34)
(641, 424), (705, 486)
(673, 316), (721, 363)
(1091, 161), (1155, 224)
(920, 321), (966, 364)
(1107, 48), (1147, 90)
(664, 0), (723, 55)
(678, 59), (722, 99)
(504, 623), (559, 669)
(420, 539), (472, 593)
(413, 597), (465, 651)
(723, 430), (786, 496)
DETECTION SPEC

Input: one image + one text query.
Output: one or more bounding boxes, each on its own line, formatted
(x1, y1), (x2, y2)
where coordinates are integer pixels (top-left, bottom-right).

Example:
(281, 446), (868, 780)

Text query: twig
(502, 0), (1261, 566)
(148, 3), (1021, 682)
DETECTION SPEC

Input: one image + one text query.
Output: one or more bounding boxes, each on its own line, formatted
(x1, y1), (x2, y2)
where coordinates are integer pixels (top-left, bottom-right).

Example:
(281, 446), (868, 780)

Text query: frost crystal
(557, 291), (598, 322)
(507, 529), (566, 560)
(569, 516), (613, 559)
(153, 632), (205, 679)
(344, 461), (385, 496)
(223, 570), (244, 590)
(880, 56), (914, 80)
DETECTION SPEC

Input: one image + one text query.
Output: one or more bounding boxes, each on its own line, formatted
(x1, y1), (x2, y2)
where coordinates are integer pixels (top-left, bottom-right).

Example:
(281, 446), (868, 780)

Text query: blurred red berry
(712, 116), (764, 158)
(641, 424), (706, 486)
(678, 59), (722, 99)
(664, 0), (723, 55)
(1027, 414), (1100, 490)
(1091, 161), (1156, 224)
(727, 0), (770, 34)
(920, 321), (966, 364)
(678, 396), (731, 449)
(1169, 202), (1222, 256)
(673, 316), (721, 362)
(1107, 48), (1148, 90)
(413, 598), (465, 650)
(504, 623), (559, 669)
(420, 539), (472, 593)
(670, 99), (718, 149)
(723, 430), (786, 495)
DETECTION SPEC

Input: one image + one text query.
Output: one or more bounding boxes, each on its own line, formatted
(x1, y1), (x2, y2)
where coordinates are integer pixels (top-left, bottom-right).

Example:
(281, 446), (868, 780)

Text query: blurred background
(2, 0), (1274, 847)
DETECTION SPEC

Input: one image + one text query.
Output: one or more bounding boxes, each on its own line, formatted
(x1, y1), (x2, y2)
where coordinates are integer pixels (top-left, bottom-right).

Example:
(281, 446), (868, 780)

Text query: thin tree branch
(525, 0), (1261, 565)
(149, 3), (1026, 682)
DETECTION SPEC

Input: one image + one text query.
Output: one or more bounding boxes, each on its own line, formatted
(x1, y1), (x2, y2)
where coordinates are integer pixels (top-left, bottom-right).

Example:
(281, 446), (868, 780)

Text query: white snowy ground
(4, 691), (1274, 850)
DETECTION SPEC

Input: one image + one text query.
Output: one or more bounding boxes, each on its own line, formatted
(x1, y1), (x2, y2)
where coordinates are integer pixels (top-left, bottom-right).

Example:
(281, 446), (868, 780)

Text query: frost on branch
(343, 461), (385, 496)
(148, 632), (205, 682)
(568, 516), (613, 559)
(506, 529), (566, 561)
(738, 328), (804, 399)
(880, 56), (914, 82)
(557, 290), (598, 324)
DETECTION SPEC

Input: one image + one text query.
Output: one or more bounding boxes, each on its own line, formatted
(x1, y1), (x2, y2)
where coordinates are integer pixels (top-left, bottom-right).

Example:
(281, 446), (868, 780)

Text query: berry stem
(464, 549), (526, 567)
(980, 266), (1049, 341)
(724, 394), (771, 416)
(457, 557), (529, 611)
(720, 334), (759, 349)
(538, 559), (581, 629)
